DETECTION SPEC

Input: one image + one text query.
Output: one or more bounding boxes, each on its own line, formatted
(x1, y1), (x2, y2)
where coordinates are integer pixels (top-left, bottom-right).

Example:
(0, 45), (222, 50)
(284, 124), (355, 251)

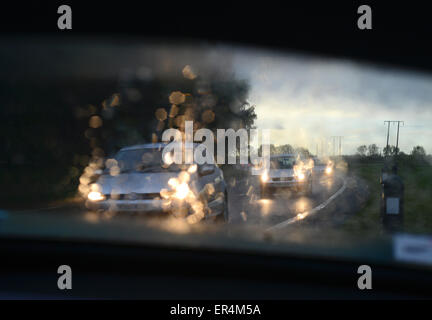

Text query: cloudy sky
(13, 38), (430, 155)
(232, 48), (432, 155)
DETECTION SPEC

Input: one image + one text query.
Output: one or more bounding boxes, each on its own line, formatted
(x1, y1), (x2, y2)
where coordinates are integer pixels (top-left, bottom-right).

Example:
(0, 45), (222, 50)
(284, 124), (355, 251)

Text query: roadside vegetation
(342, 145), (432, 235)
(0, 60), (256, 208)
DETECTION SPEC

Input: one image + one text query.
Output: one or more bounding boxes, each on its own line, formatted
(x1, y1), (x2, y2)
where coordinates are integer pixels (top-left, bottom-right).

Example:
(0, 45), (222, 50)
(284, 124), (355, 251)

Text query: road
(227, 172), (344, 228)
(0, 171), (367, 244)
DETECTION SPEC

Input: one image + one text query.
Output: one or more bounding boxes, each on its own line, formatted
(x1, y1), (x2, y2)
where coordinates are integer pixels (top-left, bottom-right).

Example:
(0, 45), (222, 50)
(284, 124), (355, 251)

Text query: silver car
(259, 154), (312, 198)
(311, 157), (333, 177)
(86, 143), (229, 222)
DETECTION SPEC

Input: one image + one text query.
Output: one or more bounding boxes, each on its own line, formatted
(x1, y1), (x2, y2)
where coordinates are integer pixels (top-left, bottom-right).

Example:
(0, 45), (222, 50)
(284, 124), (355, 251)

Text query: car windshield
(313, 158), (326, 166)
(105, 148), (184, 173)
(1, 36), (432, 272)
(270, 157), (296, 169)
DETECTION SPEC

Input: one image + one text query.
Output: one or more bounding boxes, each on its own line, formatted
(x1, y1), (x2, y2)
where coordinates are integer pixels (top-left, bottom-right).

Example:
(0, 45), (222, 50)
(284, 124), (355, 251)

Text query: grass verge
(343, 162), (432, 235)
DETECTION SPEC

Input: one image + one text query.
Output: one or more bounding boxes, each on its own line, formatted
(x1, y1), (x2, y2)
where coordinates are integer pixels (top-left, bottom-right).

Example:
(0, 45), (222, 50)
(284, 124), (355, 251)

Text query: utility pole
(385, 121), (391, 152)
(384, 121), (404, 155)
(395, 121), (404, 153)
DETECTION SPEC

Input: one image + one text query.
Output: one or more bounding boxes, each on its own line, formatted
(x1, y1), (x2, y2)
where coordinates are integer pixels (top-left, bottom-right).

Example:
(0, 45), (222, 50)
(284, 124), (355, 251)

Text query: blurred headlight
(174, 183), (190, 200)
(188, 164), (198, 174)
(326, 166), (332, 174)
(297, 172), (305, 181)
(261, 171), (269, 182)
(88, 191), (105, 201)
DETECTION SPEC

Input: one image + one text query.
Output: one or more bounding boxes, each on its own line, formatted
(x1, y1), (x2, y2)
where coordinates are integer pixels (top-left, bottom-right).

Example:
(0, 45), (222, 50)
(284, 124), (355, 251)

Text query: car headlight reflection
(88, 191), (105, 201)
(297, 172), (305, 181)
(174, 183), (190, 200)
(261, 171), (269, 183)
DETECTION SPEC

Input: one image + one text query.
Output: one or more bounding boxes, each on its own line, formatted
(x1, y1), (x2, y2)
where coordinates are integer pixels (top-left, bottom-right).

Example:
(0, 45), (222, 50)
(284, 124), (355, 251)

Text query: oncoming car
(85, 143), (229, 222)
(311, 157), (334, 176)
(259, 154), (312, 198)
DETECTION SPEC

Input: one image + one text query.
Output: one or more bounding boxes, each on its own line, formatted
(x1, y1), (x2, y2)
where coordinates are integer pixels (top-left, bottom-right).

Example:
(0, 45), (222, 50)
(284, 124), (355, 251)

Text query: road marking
(265, 177), (348, 232)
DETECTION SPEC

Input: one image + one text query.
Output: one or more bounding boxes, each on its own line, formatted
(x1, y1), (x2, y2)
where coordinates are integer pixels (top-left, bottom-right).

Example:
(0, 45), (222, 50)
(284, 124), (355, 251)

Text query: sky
(232, 48), (432, 155)
(12, 39), (430, 156)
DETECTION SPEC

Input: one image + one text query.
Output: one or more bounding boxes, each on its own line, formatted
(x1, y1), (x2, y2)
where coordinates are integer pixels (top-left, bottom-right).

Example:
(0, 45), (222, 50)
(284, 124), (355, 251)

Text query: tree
(275, 144), (294, 154)
(258, 144), (310, 158)
(367, 144), (380, 157)
(383, 145), (399, 156)
(411, 146), (426, 157)
(0, 52), (257, 204)
(357, 145), (367, 157)
(103, 71), (256, 155)
(294, 147), (312, 159)
(258, 144), (277, 156)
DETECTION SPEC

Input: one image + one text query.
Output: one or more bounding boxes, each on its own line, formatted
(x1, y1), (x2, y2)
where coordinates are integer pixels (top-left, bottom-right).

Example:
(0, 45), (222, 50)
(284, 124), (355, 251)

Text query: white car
(259, 154), (312, 198)
(311, 157), (333, 177)
(86, 143), (229, 222)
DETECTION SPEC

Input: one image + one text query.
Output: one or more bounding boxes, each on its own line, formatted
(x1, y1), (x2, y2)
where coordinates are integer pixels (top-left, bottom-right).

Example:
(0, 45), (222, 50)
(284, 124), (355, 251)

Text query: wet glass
(270, 157), (296, 169)
(1, 36), (432, 270)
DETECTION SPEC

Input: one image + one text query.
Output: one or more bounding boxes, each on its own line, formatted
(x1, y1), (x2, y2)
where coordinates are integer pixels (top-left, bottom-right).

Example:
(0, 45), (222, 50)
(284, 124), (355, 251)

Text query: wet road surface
(1, 172), (347, 237)
(227, 172), (344, 228)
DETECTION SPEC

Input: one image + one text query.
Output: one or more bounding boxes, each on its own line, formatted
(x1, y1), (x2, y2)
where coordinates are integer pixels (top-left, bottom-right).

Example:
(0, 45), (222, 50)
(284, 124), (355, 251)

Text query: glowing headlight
(188, 164), (197, 174)
(326, 166), (332, 174)
(174, 183), (190, 200)
(297, 172), (305, 181)
(261, 171), (269, 182)
(88, 191), (105, 201)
